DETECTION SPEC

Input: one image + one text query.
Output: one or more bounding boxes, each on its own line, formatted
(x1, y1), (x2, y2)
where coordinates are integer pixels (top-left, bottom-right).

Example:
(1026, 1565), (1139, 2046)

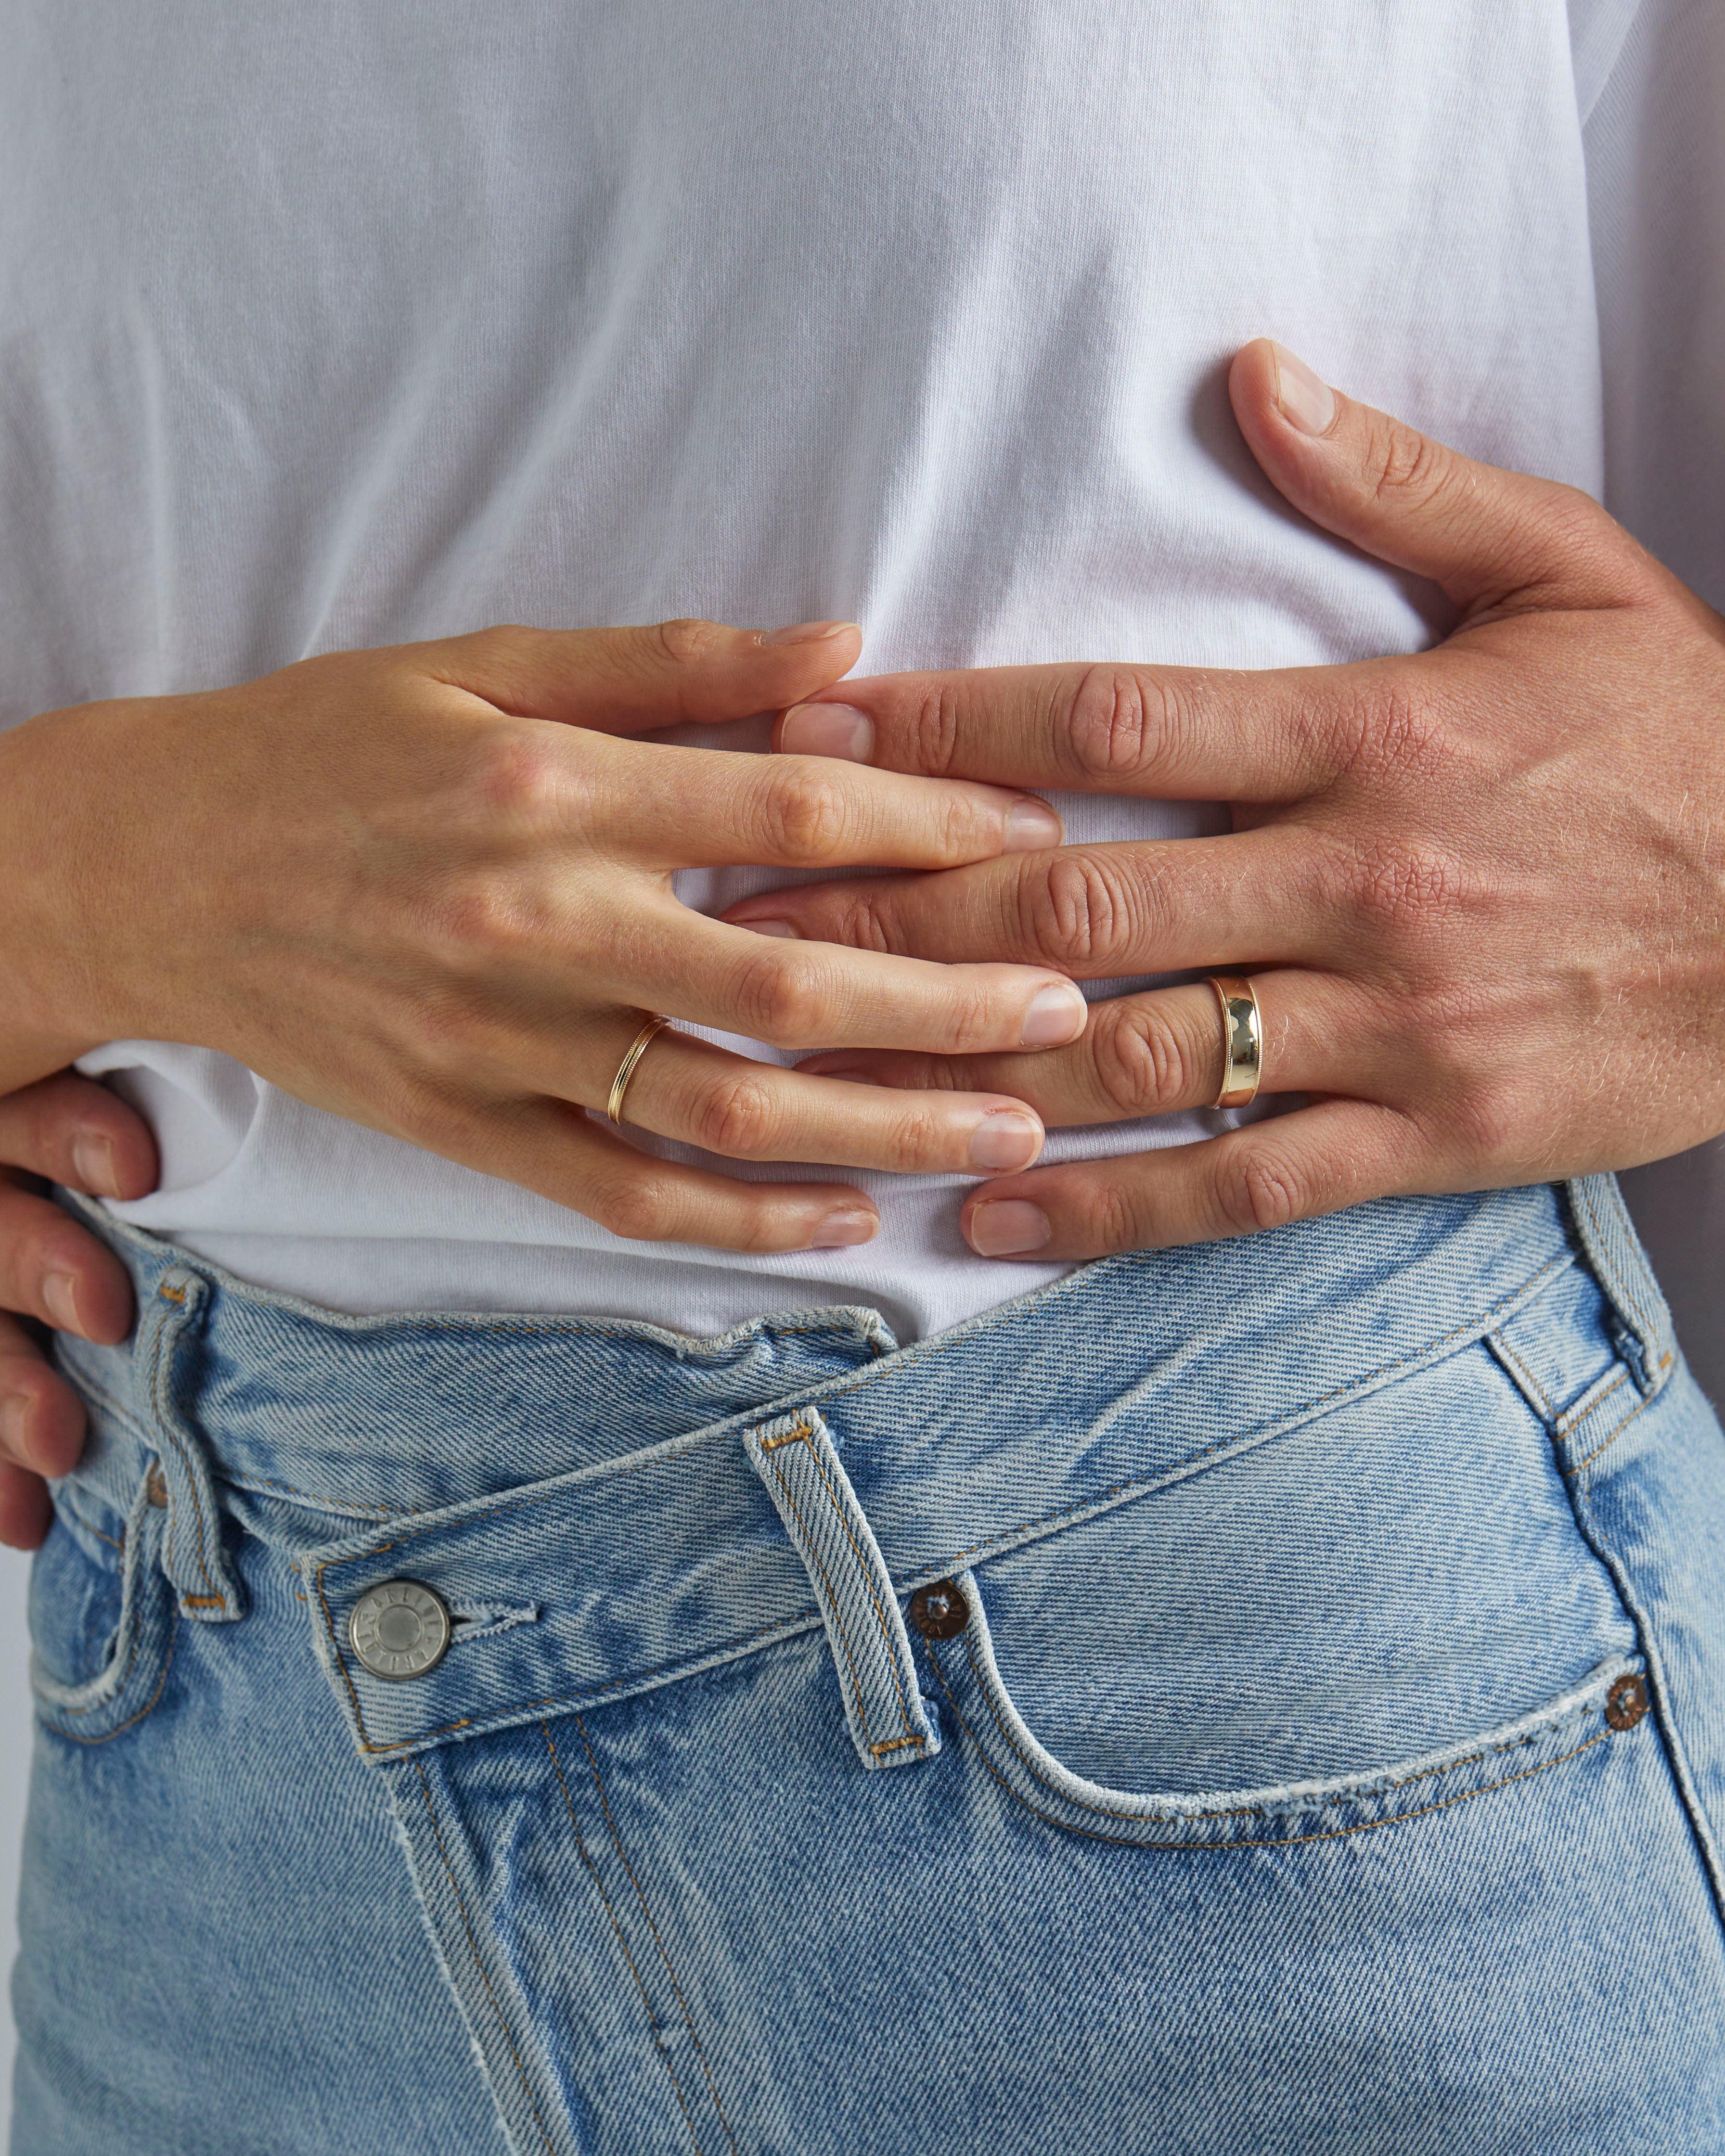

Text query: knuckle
(690, 1074), (785, 1159)
(930, 786), (997, 862)
(1367, 681), (1449, 781)
(1211, 1143), (1307, 1235)
(654, 616), (727, 667)
(1326, 677), (1448, 787)
(378, 1072), (488, 1152)
(1339, 835), (1470, 943)
(467, 721), (574, 826)
(424, 872), (539, 967)
(400, 992), (524, 1091)
(1365, 416), (1453, 508)
(590, 1176), (678, 1244)
(729, 948), (831, 1047)
(1072, 1177), (1142, 1255)
(760, 768), (851, 864)
(455, 624), (534, 672)
(905, 685), (964, 779)
(1091, 1002), (1197, 1116)
(816, 888), (900, 955)
(1024, 851), (1154, 969)
(939, 977), (1017, 1053)
(881, 1102), (950, 1167)
(1422, 1068), (1526, 1168)
(1064, 666), (1171, 784)
(1533, 482), (1624, 568)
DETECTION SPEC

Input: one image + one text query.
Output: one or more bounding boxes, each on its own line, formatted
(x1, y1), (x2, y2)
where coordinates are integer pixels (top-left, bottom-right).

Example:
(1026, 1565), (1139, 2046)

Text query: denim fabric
(13, 1179), (1725, 2154)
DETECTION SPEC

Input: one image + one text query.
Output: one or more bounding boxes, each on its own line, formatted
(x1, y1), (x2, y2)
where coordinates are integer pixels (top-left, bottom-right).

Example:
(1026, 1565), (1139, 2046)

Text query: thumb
(421, 616), (864, 737)
(1227, 338), (1630, 616)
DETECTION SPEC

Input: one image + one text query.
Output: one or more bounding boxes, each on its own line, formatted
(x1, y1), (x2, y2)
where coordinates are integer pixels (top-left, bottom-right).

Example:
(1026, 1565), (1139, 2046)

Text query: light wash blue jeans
(13, 1178), (1725, 2153)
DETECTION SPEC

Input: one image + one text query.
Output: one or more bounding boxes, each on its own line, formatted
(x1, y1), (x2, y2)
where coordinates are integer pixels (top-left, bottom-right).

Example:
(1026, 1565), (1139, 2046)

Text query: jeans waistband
(51, 1177), (1675, 1767)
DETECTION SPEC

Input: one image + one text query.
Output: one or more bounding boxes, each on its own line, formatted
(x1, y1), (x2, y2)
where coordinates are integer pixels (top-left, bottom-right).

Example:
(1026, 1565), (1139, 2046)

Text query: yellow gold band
(606, 1014), (673, 1125)
(1208, 975), (1263, 1110)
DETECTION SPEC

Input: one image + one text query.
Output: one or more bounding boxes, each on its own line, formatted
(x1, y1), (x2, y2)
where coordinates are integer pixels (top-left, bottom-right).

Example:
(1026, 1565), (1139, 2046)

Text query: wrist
(0, 699), (167, 1078)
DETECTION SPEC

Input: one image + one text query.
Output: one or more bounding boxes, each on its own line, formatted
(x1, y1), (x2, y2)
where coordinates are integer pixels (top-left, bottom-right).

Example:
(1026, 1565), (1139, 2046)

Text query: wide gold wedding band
(606, 1014), (673, 1125)
(1208, 975), (1263, 1110)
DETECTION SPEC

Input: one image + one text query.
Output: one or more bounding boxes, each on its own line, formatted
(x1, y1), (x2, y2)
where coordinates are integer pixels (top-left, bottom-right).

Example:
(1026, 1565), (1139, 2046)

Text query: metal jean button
(348, 1580), (451, 1681)
(910, 1579), (969, 1641)
(1604, 1672), (1649, 1732)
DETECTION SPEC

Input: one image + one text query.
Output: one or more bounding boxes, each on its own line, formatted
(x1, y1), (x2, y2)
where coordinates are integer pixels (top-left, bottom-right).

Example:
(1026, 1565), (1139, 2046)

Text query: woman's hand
(722, 341), (1725, 1259)
(0, 1073), (157, 1548)
(0, 619), (1086, 1256)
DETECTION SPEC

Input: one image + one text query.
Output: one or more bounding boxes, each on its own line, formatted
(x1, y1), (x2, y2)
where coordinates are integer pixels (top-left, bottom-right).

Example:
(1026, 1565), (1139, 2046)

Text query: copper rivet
(1605, 1673), (1649, 1732)
(145, 1465), (168, 1509)
(909, 1580), (969, 1641)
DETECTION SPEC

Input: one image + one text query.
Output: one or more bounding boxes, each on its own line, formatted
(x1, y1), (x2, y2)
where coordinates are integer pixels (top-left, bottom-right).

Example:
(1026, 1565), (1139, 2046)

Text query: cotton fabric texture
(15, 1178), (1725, 2152)
(0, 0), (1718, 1344)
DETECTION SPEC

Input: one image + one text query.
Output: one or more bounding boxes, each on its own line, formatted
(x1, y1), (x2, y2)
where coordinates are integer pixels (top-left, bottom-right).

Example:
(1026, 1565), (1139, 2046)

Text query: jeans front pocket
(922, 1566), (1648, 1851)
(30, 1471), (177, 1745)
(907, 1326), (1649, 1841)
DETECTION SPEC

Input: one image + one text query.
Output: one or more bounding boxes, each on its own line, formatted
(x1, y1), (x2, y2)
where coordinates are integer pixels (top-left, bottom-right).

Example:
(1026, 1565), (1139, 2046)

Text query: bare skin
(725, 342), (1725, 1257)
(0, 616), (1090, 1545)
(8, 343), (1724, 1546)
(0, 1075), (156, 1545)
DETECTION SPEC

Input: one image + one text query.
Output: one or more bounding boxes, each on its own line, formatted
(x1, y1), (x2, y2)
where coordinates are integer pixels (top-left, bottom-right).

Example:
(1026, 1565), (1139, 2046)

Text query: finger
(419, 616), (865, 738)
(958, 1099), (1426, 1260)
(611, 1026), (1045, 1175)
(612, 902), (1091, 1056)
(1228, 338), (1645, 617)
(0, 1069), (159, 1197)
(432, 1095), (887, 1254)
(0, 1309), (87, 1484)
(592, 737), (1065, 871)
(772, 653), (1390, 803)
(799, 972), (1384, 1127)
(0, 1181), (138, 1342)
(723, 830), (1329, 981)
(0, 1461), (54, 1551)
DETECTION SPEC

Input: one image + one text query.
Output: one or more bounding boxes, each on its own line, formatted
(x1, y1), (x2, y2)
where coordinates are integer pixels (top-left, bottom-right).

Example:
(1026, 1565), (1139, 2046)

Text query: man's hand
(0, 619), (1084, 1258)
(0, 1074), (157, 1548)
(724, 340), (1725, 1258)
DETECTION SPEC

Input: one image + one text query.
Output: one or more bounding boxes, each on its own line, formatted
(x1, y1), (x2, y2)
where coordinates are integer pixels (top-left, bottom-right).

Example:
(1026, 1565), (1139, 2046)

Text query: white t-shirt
(2, 0), (1720, 1347)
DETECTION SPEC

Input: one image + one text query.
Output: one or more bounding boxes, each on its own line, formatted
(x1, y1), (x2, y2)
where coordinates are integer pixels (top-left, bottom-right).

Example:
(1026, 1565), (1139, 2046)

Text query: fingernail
(1019, 982), (1088, 1047)
(780, 702), (873, 761)
(810, 1209), (877, 1249)
(1269, 342), (1336, 436)
(967, 1199), (1053, 1257)
(72, 1132), (121, 1197)
(966, 1112), (1043, 1172)
(43, 1272), (81, 1332)
(0, 1393), (29, 1459)
(761, 620), (859, 646)
(737, 918), (800, 938)
(1003, 798), (1064, 852)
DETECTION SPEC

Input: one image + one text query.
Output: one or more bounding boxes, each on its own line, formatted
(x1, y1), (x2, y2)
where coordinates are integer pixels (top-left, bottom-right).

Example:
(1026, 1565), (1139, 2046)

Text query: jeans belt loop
(744, 1408), (938, 1772)
(131, 1265), (246, 1623)
(1564, 1174), (1678, 1398)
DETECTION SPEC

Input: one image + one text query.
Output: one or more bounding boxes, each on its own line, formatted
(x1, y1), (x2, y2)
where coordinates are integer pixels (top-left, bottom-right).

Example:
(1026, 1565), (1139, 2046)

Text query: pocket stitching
(927, 1647), (1615, 1851)
(412, 1757), (558, 2156)
(943, 1622), (1609, 1827)
(37, 1607), (179, 1746)
(541, 1723), (708, 2155)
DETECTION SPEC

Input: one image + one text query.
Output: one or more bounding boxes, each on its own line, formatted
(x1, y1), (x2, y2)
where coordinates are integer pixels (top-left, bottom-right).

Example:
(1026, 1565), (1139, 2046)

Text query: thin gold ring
(606, 1014), (673, 1125)
(1207, 975), (1263, 1110)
